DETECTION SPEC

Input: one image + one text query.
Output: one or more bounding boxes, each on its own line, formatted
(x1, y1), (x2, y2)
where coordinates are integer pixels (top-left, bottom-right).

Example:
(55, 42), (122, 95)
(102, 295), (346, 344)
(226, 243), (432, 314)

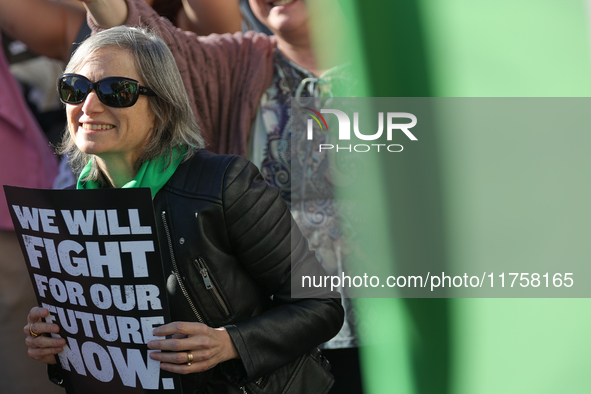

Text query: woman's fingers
(149, 350), (203, 365)
(152, 321), (210, 337)
(26, 306), (49, 324)
(146, 322), (239, 374)
(26, 335), (66, 352)
(25, 331), (66, 364)
(26, 331), (66, 347)
(24, 306), (64, 364)
(26, 321), (61, 337)
(149, 350), (216, 374)
(158, 359), (213, 374)
(148, 334), (211, 352)
(25, 306), (60, 336)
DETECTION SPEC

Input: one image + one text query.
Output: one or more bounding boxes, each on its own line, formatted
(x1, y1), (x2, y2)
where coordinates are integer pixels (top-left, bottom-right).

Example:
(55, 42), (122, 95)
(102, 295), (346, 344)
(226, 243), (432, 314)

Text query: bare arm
(80, 0), (129, 28)
(0, 0), (85, 62)
(182, 0), (241, 35)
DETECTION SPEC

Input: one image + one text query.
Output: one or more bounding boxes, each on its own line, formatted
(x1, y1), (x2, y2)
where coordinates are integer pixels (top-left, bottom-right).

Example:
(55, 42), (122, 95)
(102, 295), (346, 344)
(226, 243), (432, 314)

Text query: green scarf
(77, 147), (186, 198)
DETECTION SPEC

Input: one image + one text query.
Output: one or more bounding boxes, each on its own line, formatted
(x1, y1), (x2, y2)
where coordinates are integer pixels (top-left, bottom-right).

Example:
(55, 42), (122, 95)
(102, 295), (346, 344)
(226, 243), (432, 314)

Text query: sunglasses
(57, 73), (156, 108)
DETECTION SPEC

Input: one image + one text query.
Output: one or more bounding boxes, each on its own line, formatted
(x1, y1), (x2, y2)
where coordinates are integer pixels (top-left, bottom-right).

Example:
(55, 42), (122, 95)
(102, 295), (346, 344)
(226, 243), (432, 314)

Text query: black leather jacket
(152, 150), (344, 393)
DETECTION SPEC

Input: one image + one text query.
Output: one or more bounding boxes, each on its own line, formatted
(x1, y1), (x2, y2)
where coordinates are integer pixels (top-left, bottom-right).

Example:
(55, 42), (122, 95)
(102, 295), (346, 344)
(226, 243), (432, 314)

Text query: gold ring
(187, 352), (193, 366)
(29, 324), (40, 338)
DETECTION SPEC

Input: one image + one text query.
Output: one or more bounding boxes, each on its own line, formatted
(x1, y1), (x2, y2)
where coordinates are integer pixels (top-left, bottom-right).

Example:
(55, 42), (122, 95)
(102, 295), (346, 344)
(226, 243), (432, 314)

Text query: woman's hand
(78, 0), (128, 28)
(24, 307), (66, 364)
(147, 322), (239, 374)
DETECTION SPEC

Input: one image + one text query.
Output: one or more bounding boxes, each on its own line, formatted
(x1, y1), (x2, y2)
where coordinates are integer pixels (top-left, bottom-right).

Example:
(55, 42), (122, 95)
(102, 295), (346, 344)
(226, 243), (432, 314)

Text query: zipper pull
(196, 258), (213, 289)
(200, 267), (213, 289)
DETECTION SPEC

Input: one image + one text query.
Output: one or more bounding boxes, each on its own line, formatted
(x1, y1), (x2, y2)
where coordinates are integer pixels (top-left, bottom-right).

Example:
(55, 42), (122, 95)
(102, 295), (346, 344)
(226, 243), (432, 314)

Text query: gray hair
(59, 25), (204, 180)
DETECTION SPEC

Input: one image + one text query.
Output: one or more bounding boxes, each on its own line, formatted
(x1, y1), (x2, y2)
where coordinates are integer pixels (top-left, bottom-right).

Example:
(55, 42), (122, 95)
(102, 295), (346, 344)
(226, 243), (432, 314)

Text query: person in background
(0, 0), (87, 160)
(0, 0), (234, 64)
(0, 32), (61, 394)
(82, 0), (362, 392)
(237, 0), (272, 34)
(0, 0), (238, 189)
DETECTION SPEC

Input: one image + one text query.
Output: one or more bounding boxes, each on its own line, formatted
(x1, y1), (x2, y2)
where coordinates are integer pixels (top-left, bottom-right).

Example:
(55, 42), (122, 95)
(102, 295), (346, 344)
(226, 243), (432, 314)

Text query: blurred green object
(421, 1), (591, 393)
(309, 1), (446, 393)
(309, 0), (591, 393)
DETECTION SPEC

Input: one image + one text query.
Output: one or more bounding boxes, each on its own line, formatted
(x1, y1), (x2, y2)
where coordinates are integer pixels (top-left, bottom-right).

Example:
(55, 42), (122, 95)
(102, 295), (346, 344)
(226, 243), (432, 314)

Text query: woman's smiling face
(66, 47), (156, 167)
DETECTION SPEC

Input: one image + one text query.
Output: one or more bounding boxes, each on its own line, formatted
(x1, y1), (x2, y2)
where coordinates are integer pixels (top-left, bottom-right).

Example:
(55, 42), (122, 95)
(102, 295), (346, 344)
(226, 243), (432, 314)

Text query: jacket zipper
(195, 257), (230, 317)
(161, 211), (205, 324)
(163, 211), (255, 394)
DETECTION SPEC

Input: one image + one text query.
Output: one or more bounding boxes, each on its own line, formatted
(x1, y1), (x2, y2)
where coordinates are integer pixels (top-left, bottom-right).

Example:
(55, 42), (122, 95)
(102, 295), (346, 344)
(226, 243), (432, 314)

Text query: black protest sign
(3, 186), (182, 394)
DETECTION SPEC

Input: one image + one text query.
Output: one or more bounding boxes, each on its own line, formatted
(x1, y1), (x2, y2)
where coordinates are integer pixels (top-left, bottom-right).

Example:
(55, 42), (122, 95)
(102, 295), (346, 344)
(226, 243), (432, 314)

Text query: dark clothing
(153, 150), (344, 392)
(50, 150), (343, 393)
(324, 348), (364, 394)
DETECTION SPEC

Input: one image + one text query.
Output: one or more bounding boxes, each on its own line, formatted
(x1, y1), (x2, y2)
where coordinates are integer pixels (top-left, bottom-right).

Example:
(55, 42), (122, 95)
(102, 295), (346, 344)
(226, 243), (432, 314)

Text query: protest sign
(3, 186), (182, 394)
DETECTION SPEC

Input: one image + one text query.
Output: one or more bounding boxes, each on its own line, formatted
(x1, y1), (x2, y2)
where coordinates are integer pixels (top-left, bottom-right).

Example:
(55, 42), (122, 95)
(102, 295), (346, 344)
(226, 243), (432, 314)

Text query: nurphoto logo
(303, 107), (418, 153)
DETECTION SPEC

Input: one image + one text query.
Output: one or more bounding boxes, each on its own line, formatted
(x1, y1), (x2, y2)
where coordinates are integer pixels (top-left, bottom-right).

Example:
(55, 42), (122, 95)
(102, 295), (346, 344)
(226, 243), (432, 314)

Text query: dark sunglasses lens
(98, 78), (139, 107)
(59, 76), (90, 104)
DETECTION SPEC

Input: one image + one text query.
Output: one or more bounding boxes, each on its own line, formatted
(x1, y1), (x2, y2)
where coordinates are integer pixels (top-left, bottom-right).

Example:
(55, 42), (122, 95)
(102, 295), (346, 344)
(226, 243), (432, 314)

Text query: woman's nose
(81, 90), (104, 113)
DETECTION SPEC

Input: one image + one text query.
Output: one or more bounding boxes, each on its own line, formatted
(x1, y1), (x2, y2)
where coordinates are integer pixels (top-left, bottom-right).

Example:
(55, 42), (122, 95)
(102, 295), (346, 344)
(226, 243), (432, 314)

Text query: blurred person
(0, 0), (231, 64)
(1, 0), (240, 191)
(81, 0), (362, 392)
(0, 0), (87, 150)
(24, 25), (343, 393)
(0, 0), (86, 63)
(3, 34), (67, 146)
(178, 0), (241, 35)
(238, 0), (272, 34)
(0, 32), (61, 394)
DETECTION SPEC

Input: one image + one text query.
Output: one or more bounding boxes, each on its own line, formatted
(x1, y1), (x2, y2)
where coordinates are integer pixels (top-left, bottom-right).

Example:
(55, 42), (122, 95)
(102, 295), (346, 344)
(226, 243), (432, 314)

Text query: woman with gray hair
(58, 25), (204, 184)
(24, 25), (343, 394)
